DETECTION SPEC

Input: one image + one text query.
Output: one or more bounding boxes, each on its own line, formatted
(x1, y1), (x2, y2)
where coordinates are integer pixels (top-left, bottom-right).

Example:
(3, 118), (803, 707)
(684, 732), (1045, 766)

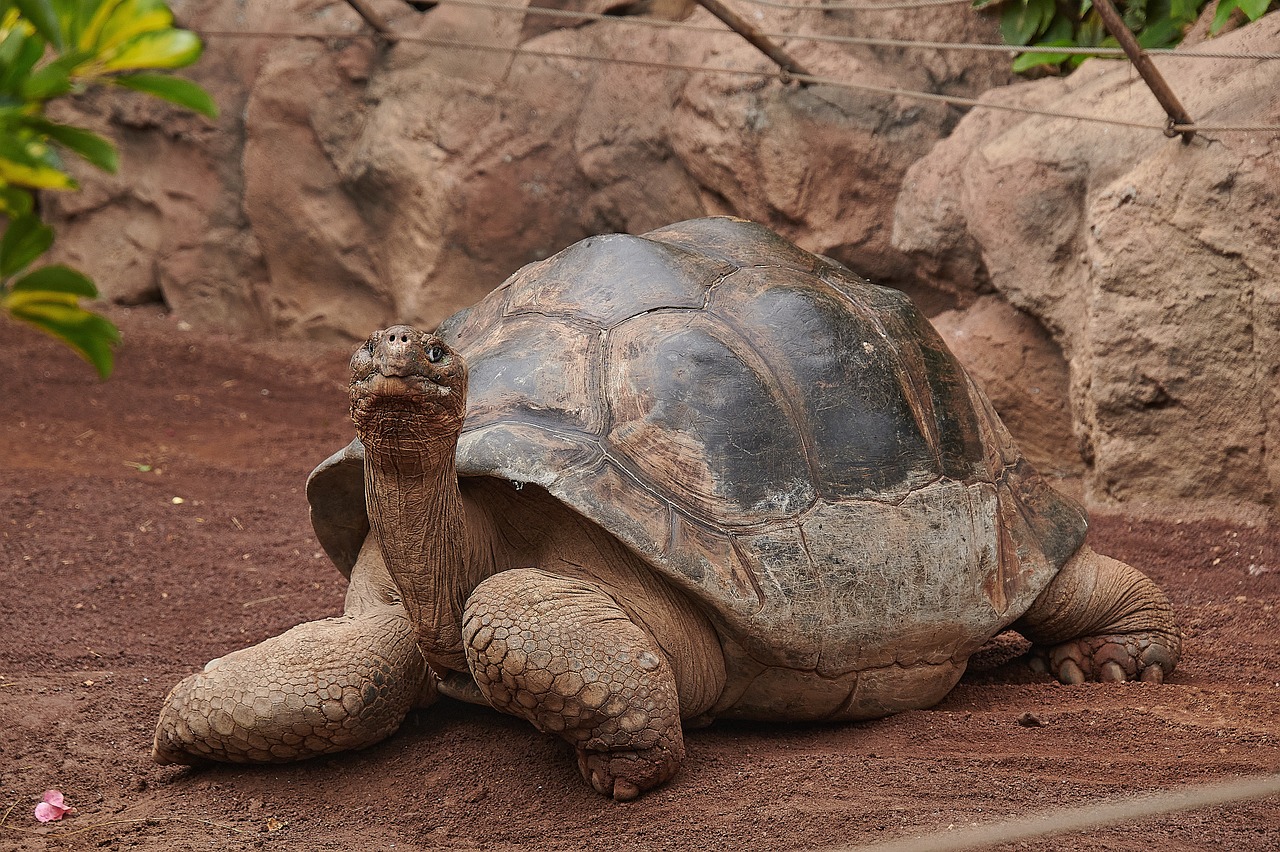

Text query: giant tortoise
(154, 217), (1181, 800)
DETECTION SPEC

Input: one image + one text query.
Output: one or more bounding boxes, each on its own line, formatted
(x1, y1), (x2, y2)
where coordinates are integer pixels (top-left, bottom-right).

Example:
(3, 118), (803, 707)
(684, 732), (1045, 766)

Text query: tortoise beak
(349, 326), (463, 408)
(372, 325), (429, 379)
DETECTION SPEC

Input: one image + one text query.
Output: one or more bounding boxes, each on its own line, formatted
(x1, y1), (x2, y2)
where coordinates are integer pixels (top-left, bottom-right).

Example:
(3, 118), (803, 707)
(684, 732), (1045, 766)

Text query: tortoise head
(349, 325), (468, 449)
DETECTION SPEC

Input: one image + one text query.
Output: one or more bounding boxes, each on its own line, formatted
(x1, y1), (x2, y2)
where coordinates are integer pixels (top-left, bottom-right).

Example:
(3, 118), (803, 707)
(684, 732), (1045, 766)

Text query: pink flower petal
(34, 802), (66, 822)
(34, 790), (71, 822)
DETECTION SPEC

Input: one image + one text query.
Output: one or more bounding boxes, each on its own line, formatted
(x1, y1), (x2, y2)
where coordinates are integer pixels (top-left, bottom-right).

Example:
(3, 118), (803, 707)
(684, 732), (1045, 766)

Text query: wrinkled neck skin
(360, 410), (482, 675)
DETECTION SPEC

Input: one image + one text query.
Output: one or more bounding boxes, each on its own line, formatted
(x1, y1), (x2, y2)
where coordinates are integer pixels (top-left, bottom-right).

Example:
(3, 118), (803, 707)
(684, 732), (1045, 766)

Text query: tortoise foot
(1016, 546), (1181, 687)
(577, 741), (683, 801)
(153, 607), (428, 764)
(1035, 631), (1179, 685)
(464, 568), (690, 799)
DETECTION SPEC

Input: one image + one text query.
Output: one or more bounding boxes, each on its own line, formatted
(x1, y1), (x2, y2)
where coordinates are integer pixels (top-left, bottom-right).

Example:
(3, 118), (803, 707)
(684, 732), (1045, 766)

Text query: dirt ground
(2, 307), (1278, 852)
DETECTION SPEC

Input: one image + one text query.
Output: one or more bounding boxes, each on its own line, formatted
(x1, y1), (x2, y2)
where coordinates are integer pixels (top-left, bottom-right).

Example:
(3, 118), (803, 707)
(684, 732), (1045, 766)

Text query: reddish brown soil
(2, 307), (1278, 852)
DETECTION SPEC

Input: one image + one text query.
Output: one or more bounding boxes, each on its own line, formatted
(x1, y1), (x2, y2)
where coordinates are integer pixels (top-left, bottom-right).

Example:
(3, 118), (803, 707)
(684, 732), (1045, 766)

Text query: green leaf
(1013, 34), (1075, 72)
(0, 20), (43, 94)
(20, 51), (89, 99)
(1236, 0), (1271, 18)
(49, 0), (97, 47)
(0, 185), (34, 216)
(1000, 0), (1056, 45)
(0, 135), (75, 189)
(99, 28), (201, 72)
(11, 263), (98, 296)
(91, 0), (171, 53)
(1032, 0), (1059, 33)
(1169, 0), (1202, 23)
(1122, 0), (1149, 30)
(1013, 49), (1071, 71)
(12, 0), (60, 49)
(1137, 16), (1181, 46)
(1077, 9), (1107, 44)
(2, 287), (120, 378)
(0, 212), (52, 277)
(114, 72), (217, 118)
(20, 116), (119, 172)
(1042, 13), (1075, 41)
(1211, 0), (1240, 31)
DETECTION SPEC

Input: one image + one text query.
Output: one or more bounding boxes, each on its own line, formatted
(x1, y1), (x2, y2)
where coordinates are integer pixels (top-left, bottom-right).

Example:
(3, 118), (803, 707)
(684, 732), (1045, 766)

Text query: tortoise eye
(426, 345), (445, 364)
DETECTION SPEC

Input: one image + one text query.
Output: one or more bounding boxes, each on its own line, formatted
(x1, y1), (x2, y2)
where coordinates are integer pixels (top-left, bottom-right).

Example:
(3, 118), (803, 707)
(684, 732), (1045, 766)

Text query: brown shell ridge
(815, 271), (948, 478)
(597, 442), (811, 539)
(496, 305), (599, 333)
(460, 410), (809, 546)
(695, 261), (962, 503)
(727, 534), (769, 614)
(700, 272), (831, 508)
(460, 416), (599, 445)
(599, 303), (822, 529)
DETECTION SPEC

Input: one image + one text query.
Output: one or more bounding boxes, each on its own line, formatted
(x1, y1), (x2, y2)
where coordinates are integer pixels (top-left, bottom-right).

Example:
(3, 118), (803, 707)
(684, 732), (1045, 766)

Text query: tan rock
(41, 0), (1010, 339)
(893, 16), (1280, 512)
(931, 296), (1078, 481)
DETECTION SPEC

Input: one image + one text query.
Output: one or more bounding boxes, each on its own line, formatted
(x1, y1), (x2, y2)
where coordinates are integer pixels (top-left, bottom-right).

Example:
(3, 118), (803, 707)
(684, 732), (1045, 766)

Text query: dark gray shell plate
(309, 217), (1087, 676)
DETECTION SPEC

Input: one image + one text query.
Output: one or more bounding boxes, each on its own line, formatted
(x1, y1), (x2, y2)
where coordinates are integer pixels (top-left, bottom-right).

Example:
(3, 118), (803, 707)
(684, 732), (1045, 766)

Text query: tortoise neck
(361, 435), (481, 675)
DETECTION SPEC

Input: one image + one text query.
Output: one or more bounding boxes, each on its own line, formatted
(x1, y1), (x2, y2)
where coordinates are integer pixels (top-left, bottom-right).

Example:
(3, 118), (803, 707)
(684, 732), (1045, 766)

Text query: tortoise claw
(1057, 658), (1085, 685)
(1099, 661), (1127, 683)
(1139, 664), (1165, 684)
(577, 746), (680, 802)
(1037, 632), (1179, 686)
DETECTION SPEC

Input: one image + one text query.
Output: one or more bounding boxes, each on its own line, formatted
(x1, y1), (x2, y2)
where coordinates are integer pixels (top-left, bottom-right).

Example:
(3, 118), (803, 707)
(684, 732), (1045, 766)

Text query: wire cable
(821, 773), (1280, 852)
(428, 0), (1280, 60)
(738, 0), (972, 10)
(197, 27), (1280, 133)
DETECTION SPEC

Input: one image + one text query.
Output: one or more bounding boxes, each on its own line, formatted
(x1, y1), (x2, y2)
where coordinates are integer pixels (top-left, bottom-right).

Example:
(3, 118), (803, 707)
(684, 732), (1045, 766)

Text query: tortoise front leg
(153, 539), (432, 764)
(461, 568), (687, 801)
(1014, 545), (1181, 684)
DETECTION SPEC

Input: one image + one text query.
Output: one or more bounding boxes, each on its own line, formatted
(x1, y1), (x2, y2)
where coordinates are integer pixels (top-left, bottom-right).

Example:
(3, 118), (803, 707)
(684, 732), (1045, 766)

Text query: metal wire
(737, 0), (973, 10)
(819, 773), (1280, 852)
(431, 0), (1098, 54)
(197, 27), (1280, 134)
(427, 0), (1280, 59)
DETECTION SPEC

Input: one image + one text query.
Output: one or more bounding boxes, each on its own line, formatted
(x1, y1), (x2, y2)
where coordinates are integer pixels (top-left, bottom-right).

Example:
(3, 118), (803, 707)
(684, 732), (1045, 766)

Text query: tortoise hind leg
(1013, 545), (1181, 684)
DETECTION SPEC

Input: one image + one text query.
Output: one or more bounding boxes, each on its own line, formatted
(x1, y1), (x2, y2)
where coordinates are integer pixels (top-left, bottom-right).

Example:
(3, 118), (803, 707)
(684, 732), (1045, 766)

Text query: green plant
(979, 0), (1276, 73)
(0, 0), (216, 379)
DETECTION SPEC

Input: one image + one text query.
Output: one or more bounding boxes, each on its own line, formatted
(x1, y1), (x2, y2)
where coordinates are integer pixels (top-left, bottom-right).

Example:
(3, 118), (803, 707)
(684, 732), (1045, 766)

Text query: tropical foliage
(980, 0), (1276, 73)
(0, 0), (216, 379)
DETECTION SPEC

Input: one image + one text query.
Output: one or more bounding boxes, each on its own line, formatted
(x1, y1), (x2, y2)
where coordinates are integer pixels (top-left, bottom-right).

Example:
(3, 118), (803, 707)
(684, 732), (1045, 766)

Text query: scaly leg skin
(1014, 545), (1182, 685)
(461, 569), (685, 801)
(153, 539), (432, 764)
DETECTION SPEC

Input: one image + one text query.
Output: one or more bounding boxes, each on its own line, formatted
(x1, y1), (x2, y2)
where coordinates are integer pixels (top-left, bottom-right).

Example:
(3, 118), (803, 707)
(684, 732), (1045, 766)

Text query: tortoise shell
(309, 217), (1086, 710)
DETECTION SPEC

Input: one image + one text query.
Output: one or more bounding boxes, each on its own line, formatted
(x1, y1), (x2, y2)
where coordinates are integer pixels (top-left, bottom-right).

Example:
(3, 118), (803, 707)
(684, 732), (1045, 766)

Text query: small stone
(1017, 712), (1044, 728)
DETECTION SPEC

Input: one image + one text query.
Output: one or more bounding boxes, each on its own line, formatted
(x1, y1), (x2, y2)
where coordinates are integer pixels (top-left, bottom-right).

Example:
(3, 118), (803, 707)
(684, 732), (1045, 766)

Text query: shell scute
(458, 314), (606, 438)
(499, 233), (725, 328)
(605, 311), (815, 527)
(644, 216), (822, 274)
(708, 266), (944, 502)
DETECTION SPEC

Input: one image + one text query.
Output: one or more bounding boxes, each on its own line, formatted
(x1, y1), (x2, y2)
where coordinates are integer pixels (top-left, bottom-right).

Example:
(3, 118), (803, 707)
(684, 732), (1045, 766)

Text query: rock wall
(44, 0), (1009, 340)
(44, 0), (1279, 513)
(893, 15), (1280, 513)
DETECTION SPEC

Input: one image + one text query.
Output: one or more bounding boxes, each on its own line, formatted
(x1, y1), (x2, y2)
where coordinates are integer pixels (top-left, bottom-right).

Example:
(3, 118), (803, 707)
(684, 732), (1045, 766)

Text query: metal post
(1090, 0), (1195, 143)
(693, 0), (812, 81)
